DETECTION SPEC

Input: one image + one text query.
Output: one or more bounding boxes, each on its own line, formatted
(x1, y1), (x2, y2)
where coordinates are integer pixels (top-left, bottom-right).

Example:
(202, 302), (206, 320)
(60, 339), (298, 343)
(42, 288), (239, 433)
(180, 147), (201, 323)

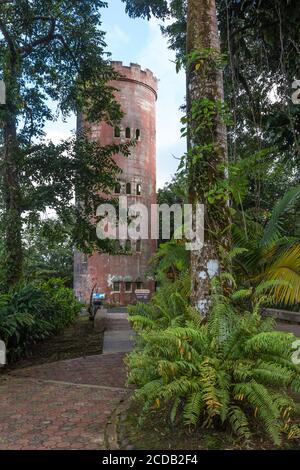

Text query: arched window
(136, 183), (141, 196)
(126, 182), (131, 195)
(136, 239), (141, 252)
(125, 282), (132, 293)
(136, 281), (143, 290)
(115, 182), (121, 194)
(125, 127), (131, 139)
(113, 281), (121, 292)
(136, 129), (140, 140)
(114, 127), (121, 138)
(125, 239), (131, 251)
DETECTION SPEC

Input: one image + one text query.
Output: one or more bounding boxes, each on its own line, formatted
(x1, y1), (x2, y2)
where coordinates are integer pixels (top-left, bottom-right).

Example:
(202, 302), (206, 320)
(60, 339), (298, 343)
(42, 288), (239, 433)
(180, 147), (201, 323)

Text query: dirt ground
(118, 399), (300, 451)
(1, 315), (104, 372)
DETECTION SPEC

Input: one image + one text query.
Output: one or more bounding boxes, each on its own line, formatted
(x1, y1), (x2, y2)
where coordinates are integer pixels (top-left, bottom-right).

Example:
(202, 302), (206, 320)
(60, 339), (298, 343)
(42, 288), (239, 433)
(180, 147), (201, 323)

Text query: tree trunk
(187, 0), (230, 314)
(1, 53), (23, 289)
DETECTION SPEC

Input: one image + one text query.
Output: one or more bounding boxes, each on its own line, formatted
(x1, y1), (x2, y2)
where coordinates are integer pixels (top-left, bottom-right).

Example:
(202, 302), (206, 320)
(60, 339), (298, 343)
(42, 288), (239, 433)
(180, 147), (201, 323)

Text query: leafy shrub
(150, 240), (190, 282)
(39, 278), (81, 332)
(127, 278), (300, 446)
(233, 185), (300, 307)
(0, 279), (81, 361)
(128, 273), (193, 331)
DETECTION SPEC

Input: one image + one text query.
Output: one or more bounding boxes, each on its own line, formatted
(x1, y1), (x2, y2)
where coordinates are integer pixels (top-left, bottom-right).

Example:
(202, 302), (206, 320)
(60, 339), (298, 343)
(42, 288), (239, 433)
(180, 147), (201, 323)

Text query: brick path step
(0, 353), (128, 450)
(0, 310), (135, 449)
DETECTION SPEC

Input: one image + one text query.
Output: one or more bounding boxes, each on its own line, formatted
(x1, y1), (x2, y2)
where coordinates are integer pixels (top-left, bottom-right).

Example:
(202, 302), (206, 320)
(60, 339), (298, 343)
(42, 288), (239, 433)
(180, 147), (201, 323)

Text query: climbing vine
(180, 48), (232, 249)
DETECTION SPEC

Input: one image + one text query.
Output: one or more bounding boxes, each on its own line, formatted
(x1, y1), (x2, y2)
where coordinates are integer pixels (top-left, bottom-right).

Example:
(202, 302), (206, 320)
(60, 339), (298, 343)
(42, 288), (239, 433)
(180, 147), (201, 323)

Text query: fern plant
(233, 185), (300, 307)
(127, 279), (300, 446)
(150, 239), (190, 282)
(128, 273), (197, 332)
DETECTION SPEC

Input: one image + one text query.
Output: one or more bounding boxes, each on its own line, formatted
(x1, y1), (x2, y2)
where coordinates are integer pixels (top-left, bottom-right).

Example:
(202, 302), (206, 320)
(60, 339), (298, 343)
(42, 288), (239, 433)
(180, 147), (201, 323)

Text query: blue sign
(93, 293), (105, 300)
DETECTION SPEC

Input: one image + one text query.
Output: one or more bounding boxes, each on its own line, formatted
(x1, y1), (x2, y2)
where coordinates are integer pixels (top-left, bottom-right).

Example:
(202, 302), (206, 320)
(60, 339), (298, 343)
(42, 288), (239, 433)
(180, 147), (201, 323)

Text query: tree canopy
(0, 0), (129, 288)
(122, 0), (300, 212)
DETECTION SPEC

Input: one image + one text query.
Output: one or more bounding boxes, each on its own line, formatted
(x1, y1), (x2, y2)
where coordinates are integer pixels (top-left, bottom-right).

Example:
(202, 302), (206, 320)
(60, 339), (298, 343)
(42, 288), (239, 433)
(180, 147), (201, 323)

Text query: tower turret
(74, 62), (158, 305)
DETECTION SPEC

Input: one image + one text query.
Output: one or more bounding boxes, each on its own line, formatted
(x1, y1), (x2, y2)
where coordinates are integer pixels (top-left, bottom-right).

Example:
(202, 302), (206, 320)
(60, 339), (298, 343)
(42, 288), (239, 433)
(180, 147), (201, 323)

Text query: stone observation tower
(74, 62), (158, 305)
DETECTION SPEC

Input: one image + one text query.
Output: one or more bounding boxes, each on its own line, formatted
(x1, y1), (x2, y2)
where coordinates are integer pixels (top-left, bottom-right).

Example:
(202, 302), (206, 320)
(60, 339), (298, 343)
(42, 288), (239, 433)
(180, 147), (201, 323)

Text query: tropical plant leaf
(260, 186), (300, 248)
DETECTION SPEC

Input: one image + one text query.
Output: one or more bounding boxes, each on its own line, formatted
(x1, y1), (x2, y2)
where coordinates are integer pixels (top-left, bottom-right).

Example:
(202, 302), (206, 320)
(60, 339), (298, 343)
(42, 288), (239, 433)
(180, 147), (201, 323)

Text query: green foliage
(127, 278), (300, 445)
(260, 186), (300, 248)
(121, 0), (169, 20)
(263, 244), (300, 306)
(22, 218), (74, 287)
(183, 98), (232, 136)
(128, 273), (194, 332)
(39, 278), (81, 332)
(177, 48), (228, 73)
(150, 239), (190, 282)
(0, 279), (81, 361)
(123, 0), (300, 217)
(0, 1), (122, 139)
(232, 186), (300, 307)
(0, 0), (130, 288)
(157, 173), (187, 208)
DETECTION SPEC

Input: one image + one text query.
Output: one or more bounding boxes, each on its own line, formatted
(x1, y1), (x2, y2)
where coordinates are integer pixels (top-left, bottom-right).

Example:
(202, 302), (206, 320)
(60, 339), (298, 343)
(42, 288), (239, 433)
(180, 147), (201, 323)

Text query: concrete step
(105, 319), (132, 331)
(263, 308), (300, 324)
(108, 307), (128, 314)
(102, 330), (135, 355)
(104, 312), (132, 331)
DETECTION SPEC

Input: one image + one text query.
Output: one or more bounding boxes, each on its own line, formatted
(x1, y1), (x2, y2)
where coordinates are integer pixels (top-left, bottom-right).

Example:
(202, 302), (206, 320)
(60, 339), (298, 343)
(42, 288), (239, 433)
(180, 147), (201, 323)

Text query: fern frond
(129, 315), (156, 330)
(228, 405), (251, 440)
(260, 185), (300, 248)
(183, 392), (204, 426)
(244, 331), (295, 358)
(234, 382), (281, 445)
(231, 288), (253, 301)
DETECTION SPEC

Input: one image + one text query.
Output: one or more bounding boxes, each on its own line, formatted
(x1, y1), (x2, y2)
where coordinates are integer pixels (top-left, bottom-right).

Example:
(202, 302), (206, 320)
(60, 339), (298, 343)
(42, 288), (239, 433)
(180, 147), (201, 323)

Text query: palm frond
(262, 244), (300, 305)
(260, 185), (300, 248)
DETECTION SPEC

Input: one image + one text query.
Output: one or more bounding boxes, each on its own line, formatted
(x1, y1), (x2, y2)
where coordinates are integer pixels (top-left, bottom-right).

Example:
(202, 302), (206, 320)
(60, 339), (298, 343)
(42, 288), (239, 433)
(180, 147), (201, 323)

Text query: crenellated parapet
(111, 61), (158, 99)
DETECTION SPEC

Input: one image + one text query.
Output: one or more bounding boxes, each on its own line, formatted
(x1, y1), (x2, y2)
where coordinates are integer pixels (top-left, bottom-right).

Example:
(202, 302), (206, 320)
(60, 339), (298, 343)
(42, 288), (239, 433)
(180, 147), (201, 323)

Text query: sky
(44, 0), (186, 189)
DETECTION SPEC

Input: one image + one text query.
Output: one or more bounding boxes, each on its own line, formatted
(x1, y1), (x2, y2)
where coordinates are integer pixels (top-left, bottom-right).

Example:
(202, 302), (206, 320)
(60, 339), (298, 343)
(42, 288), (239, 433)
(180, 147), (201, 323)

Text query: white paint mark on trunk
(198, 271), (207, 280)
(207, 259), (219, 278)
(197, 299), (208, 313)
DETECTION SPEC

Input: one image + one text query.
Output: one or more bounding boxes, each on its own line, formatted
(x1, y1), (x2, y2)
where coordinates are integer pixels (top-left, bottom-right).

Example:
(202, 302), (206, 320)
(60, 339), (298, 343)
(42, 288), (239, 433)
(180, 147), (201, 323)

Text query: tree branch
(23, 144), (44, 155)
(20, 17), (56, 56)
(53, 33), (80, 72)
(0, 17), (17, 57)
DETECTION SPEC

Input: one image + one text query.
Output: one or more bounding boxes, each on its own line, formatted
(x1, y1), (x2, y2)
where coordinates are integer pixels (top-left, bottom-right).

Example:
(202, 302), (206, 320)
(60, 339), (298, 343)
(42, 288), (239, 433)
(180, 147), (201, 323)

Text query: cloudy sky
(44, 0), (186, 189)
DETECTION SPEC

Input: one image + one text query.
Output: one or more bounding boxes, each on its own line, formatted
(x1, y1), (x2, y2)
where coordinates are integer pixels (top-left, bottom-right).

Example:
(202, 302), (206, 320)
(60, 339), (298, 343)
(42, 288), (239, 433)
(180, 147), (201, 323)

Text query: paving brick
(10, 352), (128, 388)
(0, 352), (128, 449)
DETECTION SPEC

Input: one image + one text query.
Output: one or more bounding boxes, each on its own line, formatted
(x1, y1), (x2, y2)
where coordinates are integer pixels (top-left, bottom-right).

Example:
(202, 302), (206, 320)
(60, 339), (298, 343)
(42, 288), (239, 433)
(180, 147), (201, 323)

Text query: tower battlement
(111, 61), (158, 99)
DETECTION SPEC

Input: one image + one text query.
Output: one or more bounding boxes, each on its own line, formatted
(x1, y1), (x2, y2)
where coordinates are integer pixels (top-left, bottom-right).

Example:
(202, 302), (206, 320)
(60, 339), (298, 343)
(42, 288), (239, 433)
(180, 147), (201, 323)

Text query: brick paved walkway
(0, 352), (129, 449)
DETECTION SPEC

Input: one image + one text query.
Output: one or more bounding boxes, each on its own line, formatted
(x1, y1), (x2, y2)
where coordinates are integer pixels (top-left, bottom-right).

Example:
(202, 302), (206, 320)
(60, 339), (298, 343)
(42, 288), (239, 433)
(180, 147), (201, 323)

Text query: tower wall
(74, 62), (157, 305)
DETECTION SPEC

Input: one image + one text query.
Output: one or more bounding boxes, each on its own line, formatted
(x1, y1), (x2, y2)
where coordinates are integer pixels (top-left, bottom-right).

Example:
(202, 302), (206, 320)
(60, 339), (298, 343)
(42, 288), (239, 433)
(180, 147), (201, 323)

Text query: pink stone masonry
(74, 62), (158, 306)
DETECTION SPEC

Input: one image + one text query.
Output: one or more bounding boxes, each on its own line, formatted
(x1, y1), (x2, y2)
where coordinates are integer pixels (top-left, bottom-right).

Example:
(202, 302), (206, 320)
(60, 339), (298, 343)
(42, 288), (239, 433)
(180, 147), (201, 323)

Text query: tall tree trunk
(187, 0), (230, 314)
(1, 52), (23, 289)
